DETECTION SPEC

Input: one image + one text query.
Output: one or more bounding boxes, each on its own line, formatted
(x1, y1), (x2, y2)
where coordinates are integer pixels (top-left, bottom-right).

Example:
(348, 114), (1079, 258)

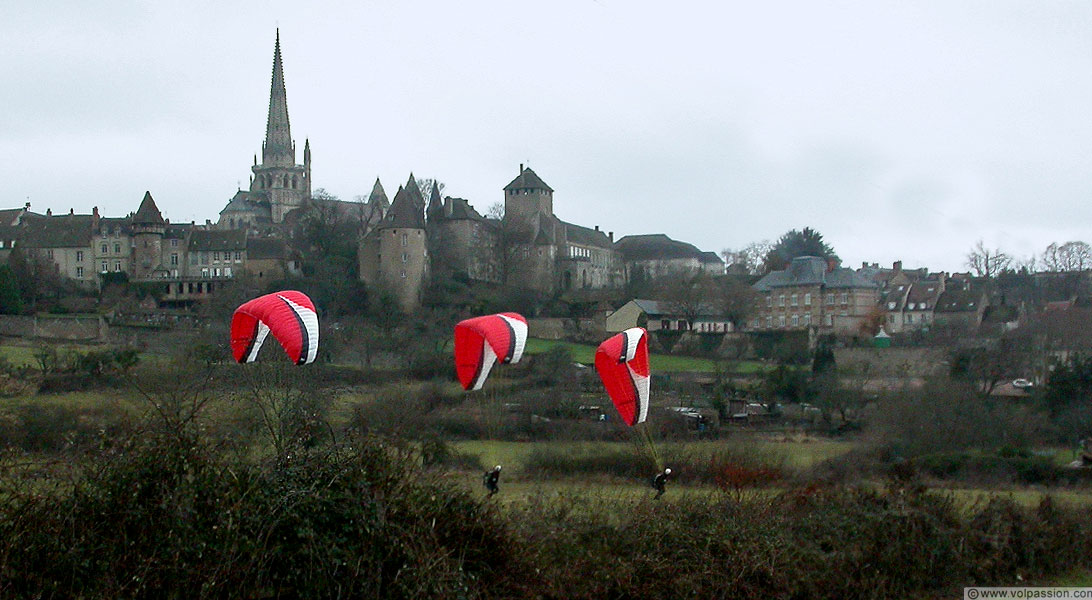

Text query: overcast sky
(3, 1), (1091, 272)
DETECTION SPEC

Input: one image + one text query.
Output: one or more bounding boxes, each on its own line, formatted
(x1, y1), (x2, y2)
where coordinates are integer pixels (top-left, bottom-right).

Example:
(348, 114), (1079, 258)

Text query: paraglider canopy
(230, 290), (319, 365)
(595, 327), (651, 426)
(454, 312), (527, 390)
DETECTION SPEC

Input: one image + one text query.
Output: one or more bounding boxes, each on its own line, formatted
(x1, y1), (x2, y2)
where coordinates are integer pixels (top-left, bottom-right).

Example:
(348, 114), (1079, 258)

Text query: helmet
(664, 468), (672, 475)
(494, 465), (502, 471)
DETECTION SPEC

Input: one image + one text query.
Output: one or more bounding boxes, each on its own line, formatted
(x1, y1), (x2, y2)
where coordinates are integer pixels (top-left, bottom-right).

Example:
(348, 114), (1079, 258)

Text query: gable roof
(188, 229), (247, 252)
(21, 214), (94, 248)
(246, 237), (286, 260)
(628, 298), (719, 318)
(446, 198), (486, 221)
(503, 167), (553, 192)
(935, 290), (985, 313)
(561, 219), (613, 249)
(0, 208), (27, 227)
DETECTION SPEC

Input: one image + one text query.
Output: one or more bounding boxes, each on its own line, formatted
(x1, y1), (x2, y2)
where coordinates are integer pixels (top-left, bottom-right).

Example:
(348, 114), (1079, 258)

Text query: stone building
(751, 255), (880, 336)
(615, 233), (725, 282)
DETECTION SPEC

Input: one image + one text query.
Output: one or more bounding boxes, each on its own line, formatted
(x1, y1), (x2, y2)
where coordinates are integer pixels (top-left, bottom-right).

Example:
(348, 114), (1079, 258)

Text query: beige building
(752, 256), (880, 336)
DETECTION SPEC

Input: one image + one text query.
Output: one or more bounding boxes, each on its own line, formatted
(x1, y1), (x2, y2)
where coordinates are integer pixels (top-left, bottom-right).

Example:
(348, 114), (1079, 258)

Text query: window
(76, 267), (83, 278)
(766, 316), (772, 329)
(765, 296), (771, 307)
(400, 270), (407, 278)
(171, 269), (178, 277)
(791, 294), (798, 306)
(214, 268), (221, 277)
(170, 239), (178, 247)
(76, 251), (83, 262)
(201, 268), (209, 277)
(840, 293), (848, 305)
(170, 254), (178, 266)
(114, 262), (121, 272)
(778, 315), (786, 327)
(825, 314), (833, 326)
(101, 243), (108, 254)
(791, 314), (799, 327)
(804, 313), (811, 325)
(401, 233), (408, 247)
(827, 294), (835, 305)
(804, 293), (811, 306)
(100, 261), (108, 273)
(401, 252), (407, 262)
(115, 243), (121, 253)
(778, 294), (785, 307)
(907, 314), (914, 324)
(213, 252), (219, 262)
(234, 252), (241, 262)
(661, 319), (670, 330)
(224, 267), (232, 277)
(677, 320), (688, 330)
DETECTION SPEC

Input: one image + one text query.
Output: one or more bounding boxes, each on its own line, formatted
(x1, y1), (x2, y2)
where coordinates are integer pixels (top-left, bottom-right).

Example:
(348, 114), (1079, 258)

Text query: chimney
(825, 257), (838, 273)
(893, 260), (903, 272)
(594, 225), (599, 232)
(69, 208), (74, 215)
(519, 163), (524, 173)
(862, 261), (868, 268)
(23, 202), (29, 210)
(609, 231), (614, 242)
(46, 208), (52, 216)
(92, 206), (100, 228)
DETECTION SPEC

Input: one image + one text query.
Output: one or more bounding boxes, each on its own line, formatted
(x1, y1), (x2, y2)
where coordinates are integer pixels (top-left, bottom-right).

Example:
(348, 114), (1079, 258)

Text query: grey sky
(3, 1), (1090, 272)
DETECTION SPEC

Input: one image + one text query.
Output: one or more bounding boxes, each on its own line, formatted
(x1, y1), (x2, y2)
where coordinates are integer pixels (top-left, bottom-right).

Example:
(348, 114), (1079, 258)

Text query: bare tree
(655, 271), (717, 330)
(722, 240), (773, 275)
(966, 240), (1012, 278)
(1058, 241), (1092, 272)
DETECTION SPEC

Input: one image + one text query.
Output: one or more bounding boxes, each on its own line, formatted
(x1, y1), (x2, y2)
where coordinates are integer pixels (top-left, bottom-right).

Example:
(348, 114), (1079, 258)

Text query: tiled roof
(188, 229), (247, 252)
(0, 208), (25, 226)
(503, 167), (553, 192)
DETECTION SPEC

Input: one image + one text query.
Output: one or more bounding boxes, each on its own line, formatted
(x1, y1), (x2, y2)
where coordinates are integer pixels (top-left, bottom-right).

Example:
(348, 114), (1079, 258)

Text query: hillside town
(4, 31), (1090, 351)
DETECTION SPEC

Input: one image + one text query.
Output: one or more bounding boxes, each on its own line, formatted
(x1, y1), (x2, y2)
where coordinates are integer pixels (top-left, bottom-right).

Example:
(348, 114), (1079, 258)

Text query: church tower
(249, 30), (310, 223)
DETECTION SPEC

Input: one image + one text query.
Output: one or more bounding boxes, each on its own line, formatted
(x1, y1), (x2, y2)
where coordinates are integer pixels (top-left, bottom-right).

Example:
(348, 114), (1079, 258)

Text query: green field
(522, 337), (764, 373)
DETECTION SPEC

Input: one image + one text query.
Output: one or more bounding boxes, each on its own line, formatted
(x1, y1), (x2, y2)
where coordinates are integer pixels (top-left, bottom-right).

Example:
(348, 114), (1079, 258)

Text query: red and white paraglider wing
(454, 312), (528, 391)
(231, 290), (319, 365)
(595, 327), (650, 426)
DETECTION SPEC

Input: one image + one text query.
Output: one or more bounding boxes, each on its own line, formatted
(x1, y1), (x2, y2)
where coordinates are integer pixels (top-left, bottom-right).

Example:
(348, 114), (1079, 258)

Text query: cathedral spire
(263, 29), (294, 167)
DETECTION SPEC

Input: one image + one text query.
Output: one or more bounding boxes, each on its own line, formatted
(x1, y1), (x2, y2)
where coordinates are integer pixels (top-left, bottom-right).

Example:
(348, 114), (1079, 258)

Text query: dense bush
(0, 431), (534, 599)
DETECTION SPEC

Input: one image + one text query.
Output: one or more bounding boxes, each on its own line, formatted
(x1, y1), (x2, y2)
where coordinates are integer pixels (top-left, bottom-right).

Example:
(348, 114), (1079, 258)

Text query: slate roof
(188, 229), (247, 252)
(97, 217), (131, 236)
(503, 167), (553, 192)
(0, 208), (26, 227)
(246, 237), (286, 260)
(21, 214), (93, 248)
(380, 186), (426, 229)
(629, 298), (719, 318)
(132, 192), (165, 225)
(935, 290), (984, 313)
(562, 219), (613, 249)
(446, 198), (486, 221)
(615, 234), (706, 261)
(699, 251), (724, 265)
(367, 178), (389, 210)
(753, 256), (878, 291)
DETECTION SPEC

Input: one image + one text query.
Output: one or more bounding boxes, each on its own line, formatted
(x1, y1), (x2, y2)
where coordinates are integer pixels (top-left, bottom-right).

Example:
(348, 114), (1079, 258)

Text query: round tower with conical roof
(131, 191), (166, 279)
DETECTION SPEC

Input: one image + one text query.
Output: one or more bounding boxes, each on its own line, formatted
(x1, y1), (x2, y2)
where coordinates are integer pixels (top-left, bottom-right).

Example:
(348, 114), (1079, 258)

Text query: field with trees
(0, 315), (1089, 598)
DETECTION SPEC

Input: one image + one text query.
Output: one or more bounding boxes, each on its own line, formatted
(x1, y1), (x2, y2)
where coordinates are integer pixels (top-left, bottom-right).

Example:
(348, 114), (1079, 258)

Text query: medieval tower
(131, 191), (166, 279)
(249, 30), (311, 224)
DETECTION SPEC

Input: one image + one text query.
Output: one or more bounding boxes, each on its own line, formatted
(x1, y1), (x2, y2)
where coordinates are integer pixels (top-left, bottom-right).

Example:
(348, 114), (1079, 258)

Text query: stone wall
(0, 315), (106, 341)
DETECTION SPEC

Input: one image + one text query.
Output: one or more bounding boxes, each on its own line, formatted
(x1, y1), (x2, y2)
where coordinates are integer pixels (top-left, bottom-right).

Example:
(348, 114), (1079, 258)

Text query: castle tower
(376, 186), (428, 311)
(249, 30), (310, 223)
(503, 164), (554, 230)
(131, 191), (166, 279)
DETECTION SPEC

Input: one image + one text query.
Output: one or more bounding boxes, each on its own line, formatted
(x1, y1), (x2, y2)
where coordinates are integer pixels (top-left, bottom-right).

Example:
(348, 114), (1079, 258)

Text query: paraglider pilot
(484, 465), (502, 497)
(652, 467), (671, 499)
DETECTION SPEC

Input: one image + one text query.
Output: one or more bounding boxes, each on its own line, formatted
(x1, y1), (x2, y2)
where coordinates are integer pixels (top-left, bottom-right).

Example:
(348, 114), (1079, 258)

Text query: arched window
(292, 176), (298, 189)
(283, 175), (290, 188)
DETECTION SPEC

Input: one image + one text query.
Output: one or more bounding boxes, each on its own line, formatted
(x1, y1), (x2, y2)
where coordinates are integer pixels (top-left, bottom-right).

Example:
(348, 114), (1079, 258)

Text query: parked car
(1012, 378), (1034, 389)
